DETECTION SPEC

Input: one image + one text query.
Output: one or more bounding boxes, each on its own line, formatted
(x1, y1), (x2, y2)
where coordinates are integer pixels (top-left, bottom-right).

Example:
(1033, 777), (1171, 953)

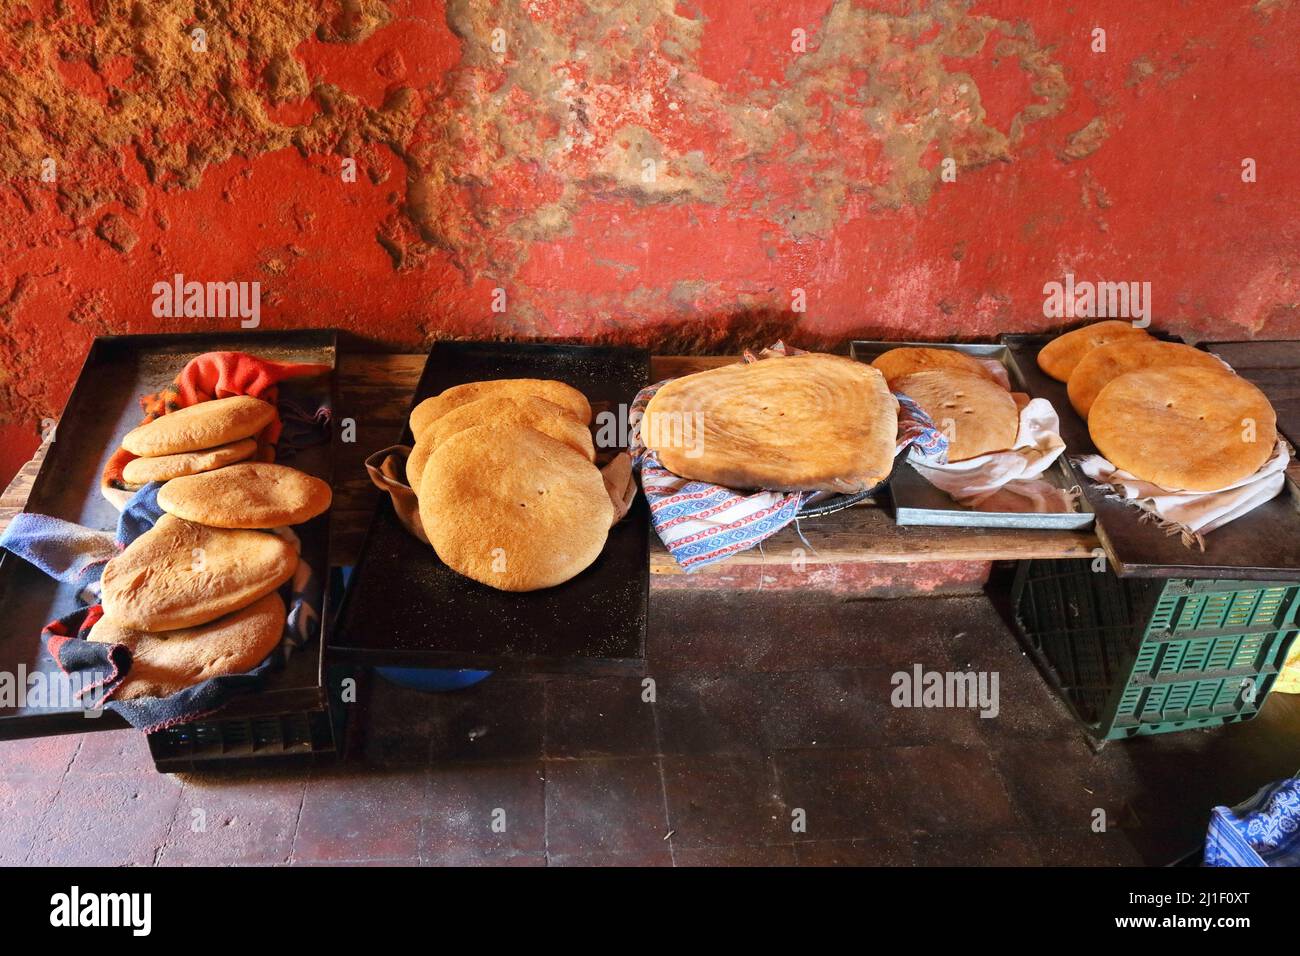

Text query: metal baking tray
(849, 341), (1095, 530)
(0, 330), (338, 741)
(1002, 333), (1300, 581)
(331, 340), (651, 673)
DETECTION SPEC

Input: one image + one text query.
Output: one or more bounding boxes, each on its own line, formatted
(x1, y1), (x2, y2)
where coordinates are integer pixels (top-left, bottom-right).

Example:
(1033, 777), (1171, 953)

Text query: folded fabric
(1076, 439), (1291, 546)
(0, 514), (118, 598)
(102, 351), (330, 506)
(1204, 777), (1300, 867)
(906, 396), (1075, 513)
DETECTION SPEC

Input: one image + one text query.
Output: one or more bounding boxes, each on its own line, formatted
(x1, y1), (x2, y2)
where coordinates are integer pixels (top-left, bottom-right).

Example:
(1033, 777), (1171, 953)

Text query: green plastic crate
(1011, 560), (1300, 741)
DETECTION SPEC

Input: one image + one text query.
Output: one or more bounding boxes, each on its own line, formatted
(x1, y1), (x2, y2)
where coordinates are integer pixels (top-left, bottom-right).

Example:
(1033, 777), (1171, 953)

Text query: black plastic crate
(1012, 560), (1300, 740)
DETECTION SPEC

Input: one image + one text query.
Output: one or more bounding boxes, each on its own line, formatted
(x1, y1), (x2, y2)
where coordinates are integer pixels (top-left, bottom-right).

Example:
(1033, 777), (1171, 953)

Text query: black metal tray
(331, 341), (651, 672)
(0, 330), (337, 741)
(1002, 333), (1300, 581)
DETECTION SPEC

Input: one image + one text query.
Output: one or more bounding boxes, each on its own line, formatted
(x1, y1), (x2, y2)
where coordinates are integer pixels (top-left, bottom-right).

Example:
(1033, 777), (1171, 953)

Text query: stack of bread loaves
(94, 395), (332, 698)
(406, 379), (613, 591)
(1038, 322), (1278, 491)
(871, 347), (1019, 461)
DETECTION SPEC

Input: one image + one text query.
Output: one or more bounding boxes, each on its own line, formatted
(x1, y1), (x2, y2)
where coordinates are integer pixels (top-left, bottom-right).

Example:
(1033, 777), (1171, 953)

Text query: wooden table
(1, 353), (1103, 572)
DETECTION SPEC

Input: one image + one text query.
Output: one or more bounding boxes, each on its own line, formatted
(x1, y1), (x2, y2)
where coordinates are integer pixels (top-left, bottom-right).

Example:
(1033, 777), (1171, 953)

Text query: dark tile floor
(1, 591), (1298, 866)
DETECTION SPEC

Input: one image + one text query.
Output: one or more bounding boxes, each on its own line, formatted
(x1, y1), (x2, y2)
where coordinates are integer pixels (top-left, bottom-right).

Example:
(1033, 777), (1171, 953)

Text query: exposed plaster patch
(0, 1), (407, 228)
(382, 0), (1077, 277)
(1059, 117), (1109, 163)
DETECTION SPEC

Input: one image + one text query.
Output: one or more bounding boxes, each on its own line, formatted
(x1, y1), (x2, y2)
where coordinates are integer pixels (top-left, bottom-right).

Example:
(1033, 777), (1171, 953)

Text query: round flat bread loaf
(1089, 366), (1277, 491)
(424, 396), (596, 462)
(121, 396), (276, 457)
(89, 592), (285, 700)
(420, 424), (611, 591)
(893, 369), (1019, 461)
(643, 353), (898, 492)
(101, 514), (298, 630)
(1037, 320), (1148, 382)
(410, 379), (591, 435)
(158, 462), (332, 528)
(1067, 338), (1226, 419)
(871, 347), (999, 387)
(121, 438), (258, 484)
(405, 439), (435, 492)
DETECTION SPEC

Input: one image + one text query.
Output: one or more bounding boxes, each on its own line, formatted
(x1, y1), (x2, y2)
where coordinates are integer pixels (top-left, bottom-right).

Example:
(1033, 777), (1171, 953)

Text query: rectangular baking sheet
(1002, 333), (1300, 581)
(330, 340), (650, 672)
(0, 330), (337, 740)
(849, 341), (1095, 530)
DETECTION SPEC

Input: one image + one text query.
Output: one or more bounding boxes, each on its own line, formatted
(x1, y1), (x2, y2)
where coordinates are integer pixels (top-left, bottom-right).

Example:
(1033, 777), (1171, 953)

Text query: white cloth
(1076, 439), (1292, 540)
(908, 397), (1075, 512)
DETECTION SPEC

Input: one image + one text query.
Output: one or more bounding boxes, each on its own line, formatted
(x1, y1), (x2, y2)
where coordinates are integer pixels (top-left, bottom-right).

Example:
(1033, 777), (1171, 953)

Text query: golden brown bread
(100, 515), (298, 630)
(893, 369), (1019, 461)
(1067, 338), (1226, 419)
(1088, 366), (1277, 491)
(88, 592), (286, 700)
(405, 395), (597, 491)
(424, 396), (595, 462)
(1036, 320), (1148, 382)
(410, 379), (591, 435)
(121, 396), (276, 457)
(157, 462), (332, 528)
(871, 347), (1000, 386)
(121, 438), (258, 484)
(642, 353), (899, 492)
(419, 424), (611, 591)
(405, 438), (435, 492)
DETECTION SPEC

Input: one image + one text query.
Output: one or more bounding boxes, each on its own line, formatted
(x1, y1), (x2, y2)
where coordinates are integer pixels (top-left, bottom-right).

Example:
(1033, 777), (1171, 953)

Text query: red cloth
(104, 351), (329, 492)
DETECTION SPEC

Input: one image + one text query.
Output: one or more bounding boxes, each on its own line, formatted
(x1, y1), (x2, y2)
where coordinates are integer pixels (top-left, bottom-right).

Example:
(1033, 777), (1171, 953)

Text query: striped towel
(630, 379), (806, 571)
(631, 349), (945, 572)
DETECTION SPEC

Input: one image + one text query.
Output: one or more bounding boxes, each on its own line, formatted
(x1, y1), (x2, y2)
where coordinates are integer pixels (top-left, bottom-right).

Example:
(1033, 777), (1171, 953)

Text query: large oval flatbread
(871, 347), (999, 387)
(1067, 338), (1226, 419)
(121, 438), (257, 485)
(420, 424), (611, 591)
(642, 354), (898, 493)
(121, 396), (276, 457)
(410, 379), (591, 435)
(1037, 320), (1148, 382)
(89, 592), (285, 700)
(158, 462), (332, 528)
(1089, 366), (1277, 491)
(893, 370), (1019, 462)
(101, 514), (298, 630)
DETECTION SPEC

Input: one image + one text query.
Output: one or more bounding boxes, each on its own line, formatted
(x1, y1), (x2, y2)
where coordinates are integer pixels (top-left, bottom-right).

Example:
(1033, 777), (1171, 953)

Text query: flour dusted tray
(0, 330), (339, 764)
(849, 341), (1094, 531)
(331, 341), (651, 673)
(1001, 334), (1300, 581)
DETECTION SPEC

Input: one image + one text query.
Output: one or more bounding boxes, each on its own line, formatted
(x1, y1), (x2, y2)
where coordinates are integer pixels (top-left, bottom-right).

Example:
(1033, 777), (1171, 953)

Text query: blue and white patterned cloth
(1204, 777), (1300, 867)
(630, 348), (946, 572)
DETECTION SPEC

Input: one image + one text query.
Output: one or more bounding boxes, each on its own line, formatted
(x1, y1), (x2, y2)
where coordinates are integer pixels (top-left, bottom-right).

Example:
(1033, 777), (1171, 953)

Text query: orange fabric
(104, 351), (329, 492)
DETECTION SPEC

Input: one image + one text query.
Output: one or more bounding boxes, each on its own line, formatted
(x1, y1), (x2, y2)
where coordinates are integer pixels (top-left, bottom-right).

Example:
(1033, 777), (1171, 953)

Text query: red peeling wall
(1, 0), (1297, 486)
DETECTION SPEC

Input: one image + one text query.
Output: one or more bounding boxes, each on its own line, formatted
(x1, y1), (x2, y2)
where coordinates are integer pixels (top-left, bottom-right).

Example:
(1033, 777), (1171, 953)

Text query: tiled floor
(1, 591), (1298, 866)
